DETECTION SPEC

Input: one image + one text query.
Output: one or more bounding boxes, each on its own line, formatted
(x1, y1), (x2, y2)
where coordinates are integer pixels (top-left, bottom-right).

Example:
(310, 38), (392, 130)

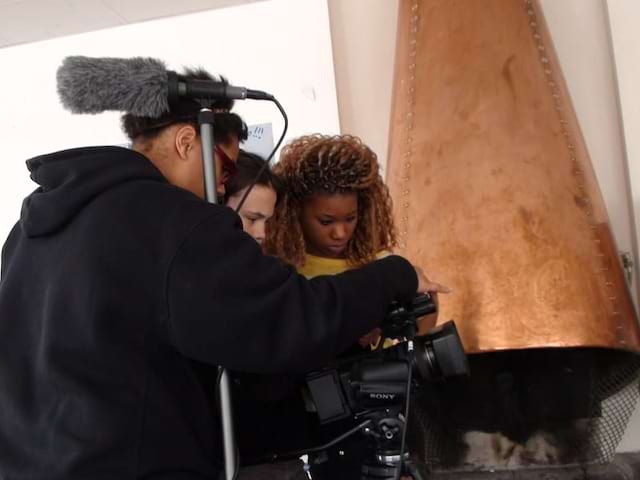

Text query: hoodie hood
(21, 146), (165, 237)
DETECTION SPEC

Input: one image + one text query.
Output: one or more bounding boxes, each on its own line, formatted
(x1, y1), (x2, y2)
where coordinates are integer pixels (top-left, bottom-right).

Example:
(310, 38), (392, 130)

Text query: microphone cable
(233, 95), (288, 214)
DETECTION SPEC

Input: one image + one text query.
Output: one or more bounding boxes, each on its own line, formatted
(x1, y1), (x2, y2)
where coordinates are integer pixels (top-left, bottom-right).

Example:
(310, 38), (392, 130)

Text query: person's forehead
(306, 192), (358, 214)
(244, 184), (276, 209)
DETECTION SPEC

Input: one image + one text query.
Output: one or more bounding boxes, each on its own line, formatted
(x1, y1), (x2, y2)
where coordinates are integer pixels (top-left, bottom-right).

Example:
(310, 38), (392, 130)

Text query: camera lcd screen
(306, 370), (351, 424)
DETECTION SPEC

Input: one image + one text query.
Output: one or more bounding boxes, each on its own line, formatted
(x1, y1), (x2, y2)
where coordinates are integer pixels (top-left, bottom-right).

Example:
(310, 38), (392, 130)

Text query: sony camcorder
(306, 293), (468, 424)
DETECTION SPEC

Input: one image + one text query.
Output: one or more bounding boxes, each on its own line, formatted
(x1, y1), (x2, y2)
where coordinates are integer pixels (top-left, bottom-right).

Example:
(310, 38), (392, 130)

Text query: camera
(306, 293), (468, 424)
(303, 293), (469, 479)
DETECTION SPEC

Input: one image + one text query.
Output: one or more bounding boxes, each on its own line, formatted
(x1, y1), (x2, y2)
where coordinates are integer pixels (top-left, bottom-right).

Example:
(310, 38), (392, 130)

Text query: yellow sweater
(298, 254), (352, 279)
(298, 252), (391, 279)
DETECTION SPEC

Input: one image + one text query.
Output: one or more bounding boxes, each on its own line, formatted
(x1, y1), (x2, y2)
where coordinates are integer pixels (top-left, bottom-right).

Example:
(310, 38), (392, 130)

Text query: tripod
(196, 89), (288, 480)
(198, 107), (237, 480)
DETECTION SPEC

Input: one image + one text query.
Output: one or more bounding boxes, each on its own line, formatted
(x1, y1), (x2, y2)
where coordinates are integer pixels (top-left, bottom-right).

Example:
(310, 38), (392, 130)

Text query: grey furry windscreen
(56, 56), (170, 118)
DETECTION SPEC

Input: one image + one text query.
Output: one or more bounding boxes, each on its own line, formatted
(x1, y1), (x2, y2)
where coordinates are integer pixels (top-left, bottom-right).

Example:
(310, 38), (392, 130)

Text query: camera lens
(413, 321), (469, 381)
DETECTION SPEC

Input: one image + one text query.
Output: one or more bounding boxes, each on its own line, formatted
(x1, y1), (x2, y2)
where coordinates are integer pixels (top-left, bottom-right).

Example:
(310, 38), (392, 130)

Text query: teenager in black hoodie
(0, 69), (445, 480)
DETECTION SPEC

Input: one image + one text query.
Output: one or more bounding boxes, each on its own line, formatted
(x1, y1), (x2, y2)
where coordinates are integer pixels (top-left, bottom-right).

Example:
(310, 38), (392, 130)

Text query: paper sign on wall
(243, 123), (275, 160)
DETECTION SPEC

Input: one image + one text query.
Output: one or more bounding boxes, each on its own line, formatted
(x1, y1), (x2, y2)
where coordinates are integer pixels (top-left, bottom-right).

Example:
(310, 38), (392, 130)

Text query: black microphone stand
(198, 106), (237, 480)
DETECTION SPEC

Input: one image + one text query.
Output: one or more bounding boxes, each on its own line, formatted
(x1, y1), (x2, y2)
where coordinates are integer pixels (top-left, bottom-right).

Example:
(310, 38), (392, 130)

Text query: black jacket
(0, 146), (417, 480)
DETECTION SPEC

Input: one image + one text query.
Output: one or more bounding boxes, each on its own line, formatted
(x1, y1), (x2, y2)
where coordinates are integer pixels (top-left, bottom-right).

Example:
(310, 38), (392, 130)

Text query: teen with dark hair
(225, 150), (282, 245)
(0, 63), (442, 480)
(224, 151), (309, 479)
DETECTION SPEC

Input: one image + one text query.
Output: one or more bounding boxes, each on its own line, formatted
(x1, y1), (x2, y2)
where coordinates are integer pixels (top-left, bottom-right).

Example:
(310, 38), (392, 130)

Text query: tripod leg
(404, 461), (426, 480)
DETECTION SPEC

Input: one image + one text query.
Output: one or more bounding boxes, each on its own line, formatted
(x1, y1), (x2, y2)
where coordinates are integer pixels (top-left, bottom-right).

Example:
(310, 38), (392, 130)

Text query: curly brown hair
(264, 134), (397, 268)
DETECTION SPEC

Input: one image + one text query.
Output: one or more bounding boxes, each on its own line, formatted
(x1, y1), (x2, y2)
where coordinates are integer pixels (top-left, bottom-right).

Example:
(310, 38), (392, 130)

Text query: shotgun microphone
(56, 55), (272, 118)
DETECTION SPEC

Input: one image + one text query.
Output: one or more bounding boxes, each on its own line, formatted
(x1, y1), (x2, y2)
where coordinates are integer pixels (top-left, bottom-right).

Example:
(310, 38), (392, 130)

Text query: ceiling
(0, 0), (263, 49)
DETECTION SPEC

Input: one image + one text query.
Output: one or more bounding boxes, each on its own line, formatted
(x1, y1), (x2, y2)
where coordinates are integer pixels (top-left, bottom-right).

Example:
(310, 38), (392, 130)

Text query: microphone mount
(167, 71), (272, 105)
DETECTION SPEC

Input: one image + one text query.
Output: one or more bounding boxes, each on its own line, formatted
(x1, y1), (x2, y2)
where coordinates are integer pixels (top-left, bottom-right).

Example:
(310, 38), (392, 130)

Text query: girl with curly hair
(265, 134), (397, 279)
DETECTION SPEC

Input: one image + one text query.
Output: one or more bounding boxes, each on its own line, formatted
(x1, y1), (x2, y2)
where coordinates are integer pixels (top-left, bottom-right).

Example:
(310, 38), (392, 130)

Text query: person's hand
(414, 265), (450, 296)
(414, 265), (451, 332)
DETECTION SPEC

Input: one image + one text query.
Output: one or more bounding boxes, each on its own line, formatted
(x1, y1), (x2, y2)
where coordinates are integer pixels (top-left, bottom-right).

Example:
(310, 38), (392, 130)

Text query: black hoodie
(0, 146), (417, 480)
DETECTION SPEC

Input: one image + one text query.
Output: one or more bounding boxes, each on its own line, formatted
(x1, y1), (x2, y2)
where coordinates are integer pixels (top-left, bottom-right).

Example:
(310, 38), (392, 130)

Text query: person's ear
(174, 124), (198, 161)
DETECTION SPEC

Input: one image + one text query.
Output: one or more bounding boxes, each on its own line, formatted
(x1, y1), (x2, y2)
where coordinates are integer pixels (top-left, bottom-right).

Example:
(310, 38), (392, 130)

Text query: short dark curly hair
(121, 67), (248, 145)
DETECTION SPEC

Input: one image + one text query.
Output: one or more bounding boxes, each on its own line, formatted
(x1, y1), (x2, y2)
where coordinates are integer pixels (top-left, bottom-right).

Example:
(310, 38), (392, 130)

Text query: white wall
(327, 0), (399, 175)
(605, 0), (640, 453)
(534, 6), (640, 452)
(539, 0), (639, 309)
(0, 0), (340, 253)
(329, 0), (640, 452)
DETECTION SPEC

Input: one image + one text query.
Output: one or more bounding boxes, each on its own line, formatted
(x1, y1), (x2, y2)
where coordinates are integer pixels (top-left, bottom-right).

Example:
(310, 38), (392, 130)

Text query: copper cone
(387, 0), (640, 354)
